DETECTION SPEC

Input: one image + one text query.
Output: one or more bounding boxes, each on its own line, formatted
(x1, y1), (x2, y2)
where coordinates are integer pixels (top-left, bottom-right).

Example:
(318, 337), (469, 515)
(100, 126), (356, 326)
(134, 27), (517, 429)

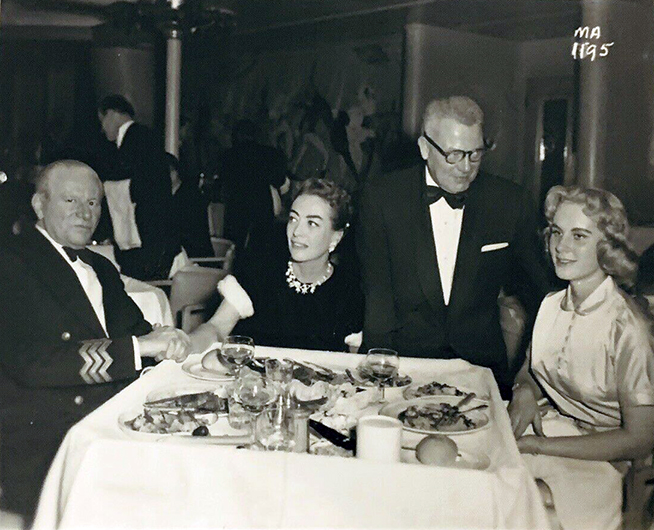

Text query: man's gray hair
(422, 96), (484, 131)
(35, 160), (102, 197)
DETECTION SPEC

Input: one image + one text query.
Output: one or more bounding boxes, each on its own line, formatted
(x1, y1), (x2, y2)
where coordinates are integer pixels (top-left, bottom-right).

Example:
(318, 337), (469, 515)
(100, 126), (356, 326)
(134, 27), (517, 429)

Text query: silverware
(459, 404), (488, 414)
(309, 419), (355, 451)
(455, 392), (476, 409)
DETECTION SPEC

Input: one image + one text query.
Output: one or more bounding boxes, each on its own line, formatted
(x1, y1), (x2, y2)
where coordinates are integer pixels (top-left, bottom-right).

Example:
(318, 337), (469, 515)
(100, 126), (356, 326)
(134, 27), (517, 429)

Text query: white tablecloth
(33, 348), (550, 529)
(88, 244), (173, 327)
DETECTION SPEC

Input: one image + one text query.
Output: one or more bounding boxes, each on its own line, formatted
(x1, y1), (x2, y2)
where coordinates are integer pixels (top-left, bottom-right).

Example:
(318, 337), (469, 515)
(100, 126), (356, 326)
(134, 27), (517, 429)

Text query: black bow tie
(63, 246), (96, 267)
(425, 185), (467, 209)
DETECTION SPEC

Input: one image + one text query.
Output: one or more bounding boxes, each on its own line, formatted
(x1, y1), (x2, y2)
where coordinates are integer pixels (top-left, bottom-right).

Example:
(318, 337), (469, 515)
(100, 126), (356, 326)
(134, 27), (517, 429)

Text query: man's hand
(508, 384), (543, 438)
(138, 326), (191, 363)
(517, 434), (543, 455)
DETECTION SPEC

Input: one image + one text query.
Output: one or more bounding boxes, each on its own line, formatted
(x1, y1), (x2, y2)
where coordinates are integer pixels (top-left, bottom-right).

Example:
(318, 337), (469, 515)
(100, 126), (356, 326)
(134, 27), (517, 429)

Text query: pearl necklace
(285, 261), (333, 294)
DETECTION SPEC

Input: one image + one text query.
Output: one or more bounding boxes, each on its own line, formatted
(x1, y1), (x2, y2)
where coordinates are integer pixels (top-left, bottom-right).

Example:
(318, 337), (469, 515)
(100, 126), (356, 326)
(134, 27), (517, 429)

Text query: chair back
(168, 266), (228, 331)
(210, 237), (236, 273)
(498, 292), (527, 375)
(207, 202), (225, 238)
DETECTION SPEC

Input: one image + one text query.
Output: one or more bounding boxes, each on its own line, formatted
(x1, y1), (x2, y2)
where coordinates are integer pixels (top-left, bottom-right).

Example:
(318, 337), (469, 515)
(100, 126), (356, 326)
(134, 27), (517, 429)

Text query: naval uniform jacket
(0, 226), (152, 515)
(357, 166), (550, 390)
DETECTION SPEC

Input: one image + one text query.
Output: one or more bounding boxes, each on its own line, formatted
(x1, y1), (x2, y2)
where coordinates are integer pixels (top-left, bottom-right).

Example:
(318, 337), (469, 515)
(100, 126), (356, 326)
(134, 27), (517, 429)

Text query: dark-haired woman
(191, 178), (363, 353)
(508, 186), (654, 530)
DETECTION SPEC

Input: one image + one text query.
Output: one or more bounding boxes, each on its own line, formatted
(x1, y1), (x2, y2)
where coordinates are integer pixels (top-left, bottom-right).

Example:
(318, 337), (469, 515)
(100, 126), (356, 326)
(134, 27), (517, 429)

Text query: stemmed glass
(357, 348), (400, 403)
(232, 370), (277, 446)
(219, 335), (255, 374)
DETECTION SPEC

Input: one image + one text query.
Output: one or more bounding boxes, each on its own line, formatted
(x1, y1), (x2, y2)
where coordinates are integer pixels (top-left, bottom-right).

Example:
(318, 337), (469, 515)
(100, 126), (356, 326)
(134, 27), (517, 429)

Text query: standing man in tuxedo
(0, 160), (190, 520)
(97, 94), (181, 280)
(357, 96), (550, 395)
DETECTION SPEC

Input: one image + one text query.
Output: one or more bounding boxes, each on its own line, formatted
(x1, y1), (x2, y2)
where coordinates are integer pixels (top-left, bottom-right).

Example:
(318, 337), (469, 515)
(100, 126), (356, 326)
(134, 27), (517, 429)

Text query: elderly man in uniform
(0, 160), (190, 520)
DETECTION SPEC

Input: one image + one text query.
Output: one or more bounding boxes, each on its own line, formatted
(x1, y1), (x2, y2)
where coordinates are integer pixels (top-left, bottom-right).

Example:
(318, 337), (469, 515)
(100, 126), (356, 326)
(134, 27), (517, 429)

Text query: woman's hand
(508, 384), (543, 438)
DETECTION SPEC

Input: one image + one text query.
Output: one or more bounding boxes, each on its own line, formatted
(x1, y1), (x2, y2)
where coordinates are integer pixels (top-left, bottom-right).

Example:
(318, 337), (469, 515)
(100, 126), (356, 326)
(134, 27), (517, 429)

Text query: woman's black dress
(233, 260), (364, 352)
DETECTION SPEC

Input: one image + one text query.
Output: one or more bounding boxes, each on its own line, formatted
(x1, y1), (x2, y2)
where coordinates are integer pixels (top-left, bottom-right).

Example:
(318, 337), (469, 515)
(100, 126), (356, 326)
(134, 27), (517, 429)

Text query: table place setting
(33, 342), (553, 530)
(116, 337), (498, 469)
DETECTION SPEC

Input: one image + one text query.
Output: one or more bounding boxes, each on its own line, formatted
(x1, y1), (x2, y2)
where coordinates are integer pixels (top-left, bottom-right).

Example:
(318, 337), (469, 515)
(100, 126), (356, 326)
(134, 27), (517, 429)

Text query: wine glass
(357, 348), (400, 402)
(219, 335), (255, 374)
(232, 371), (277, 447)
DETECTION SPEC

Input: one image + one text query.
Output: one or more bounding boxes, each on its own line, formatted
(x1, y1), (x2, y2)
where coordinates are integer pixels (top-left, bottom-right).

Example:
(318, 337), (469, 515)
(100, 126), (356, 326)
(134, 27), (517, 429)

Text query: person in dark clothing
(97, 94), (181, 280)
(190, 178), (363, 354)
(167, 153), (212, 258)
(219, 119), (287, 266)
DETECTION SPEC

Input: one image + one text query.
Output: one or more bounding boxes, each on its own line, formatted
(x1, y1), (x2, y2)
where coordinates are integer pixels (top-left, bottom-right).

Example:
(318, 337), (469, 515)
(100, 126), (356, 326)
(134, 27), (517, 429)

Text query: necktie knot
(63, 247), (95, 266)
(425, 185), (467, 209)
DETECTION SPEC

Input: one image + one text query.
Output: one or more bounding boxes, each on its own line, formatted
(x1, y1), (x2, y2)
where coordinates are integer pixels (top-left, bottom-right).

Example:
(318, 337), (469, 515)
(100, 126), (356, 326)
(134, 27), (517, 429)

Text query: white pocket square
(481, 242), (509, 252)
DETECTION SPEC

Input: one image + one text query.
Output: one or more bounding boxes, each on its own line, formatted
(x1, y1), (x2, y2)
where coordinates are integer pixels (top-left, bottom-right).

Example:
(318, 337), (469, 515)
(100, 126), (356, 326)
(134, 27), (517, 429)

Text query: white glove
(217, 275), (254, 318)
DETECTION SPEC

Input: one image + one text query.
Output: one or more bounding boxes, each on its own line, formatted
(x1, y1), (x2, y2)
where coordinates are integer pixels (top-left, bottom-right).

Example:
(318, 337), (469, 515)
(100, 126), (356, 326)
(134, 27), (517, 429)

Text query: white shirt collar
(561, 275), (614, 315)
(116, 120), (134, 148)
(35, 223), (76, 264)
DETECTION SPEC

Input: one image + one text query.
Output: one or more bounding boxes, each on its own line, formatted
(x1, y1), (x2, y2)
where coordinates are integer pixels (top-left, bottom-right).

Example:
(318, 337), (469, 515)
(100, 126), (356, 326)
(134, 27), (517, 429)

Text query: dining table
(32, 347), (551, 529)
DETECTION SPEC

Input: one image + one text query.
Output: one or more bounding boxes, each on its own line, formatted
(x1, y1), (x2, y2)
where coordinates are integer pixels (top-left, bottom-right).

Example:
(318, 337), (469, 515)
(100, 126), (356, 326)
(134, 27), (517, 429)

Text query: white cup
(356, 415), (403, 463)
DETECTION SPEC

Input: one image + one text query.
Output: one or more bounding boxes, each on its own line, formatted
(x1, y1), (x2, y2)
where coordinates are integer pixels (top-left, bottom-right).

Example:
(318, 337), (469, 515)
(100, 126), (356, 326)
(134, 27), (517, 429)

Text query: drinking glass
(219, 335), (255, 374)
(357, 348), (400, 402)
(233, 370), (277, 447)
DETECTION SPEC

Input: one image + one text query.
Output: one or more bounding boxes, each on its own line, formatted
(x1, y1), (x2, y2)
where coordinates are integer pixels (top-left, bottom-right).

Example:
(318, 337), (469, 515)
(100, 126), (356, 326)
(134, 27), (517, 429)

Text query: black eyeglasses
(423, 132), (491, 165)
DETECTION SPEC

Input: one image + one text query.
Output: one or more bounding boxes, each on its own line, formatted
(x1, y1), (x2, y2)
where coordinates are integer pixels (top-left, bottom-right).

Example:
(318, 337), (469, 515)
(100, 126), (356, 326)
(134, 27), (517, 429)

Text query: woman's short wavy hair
(293, 178), (353, 231)
(543, 185), (638, 288)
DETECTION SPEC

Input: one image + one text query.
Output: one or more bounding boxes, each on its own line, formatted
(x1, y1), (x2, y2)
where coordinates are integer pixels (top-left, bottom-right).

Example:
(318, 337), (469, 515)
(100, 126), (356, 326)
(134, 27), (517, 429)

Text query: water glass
(256, 401), (295, 451)
(358, 348), (399, 402)
(220, 335), (255, 374)
(227, 393), (251, 430)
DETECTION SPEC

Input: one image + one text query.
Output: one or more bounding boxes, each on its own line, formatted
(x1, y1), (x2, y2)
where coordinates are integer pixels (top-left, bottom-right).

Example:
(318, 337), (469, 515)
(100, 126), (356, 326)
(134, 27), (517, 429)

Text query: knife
(309, 419), (356, 452)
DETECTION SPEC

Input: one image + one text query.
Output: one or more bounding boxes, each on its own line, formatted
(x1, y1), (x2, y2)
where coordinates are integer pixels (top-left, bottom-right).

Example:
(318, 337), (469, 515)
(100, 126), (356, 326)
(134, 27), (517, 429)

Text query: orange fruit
(415, 434), (458, 466)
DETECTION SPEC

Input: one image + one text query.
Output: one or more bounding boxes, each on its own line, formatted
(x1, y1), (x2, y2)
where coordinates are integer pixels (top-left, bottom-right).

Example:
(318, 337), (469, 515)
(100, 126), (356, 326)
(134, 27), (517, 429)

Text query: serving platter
(380, 396), (490, 435)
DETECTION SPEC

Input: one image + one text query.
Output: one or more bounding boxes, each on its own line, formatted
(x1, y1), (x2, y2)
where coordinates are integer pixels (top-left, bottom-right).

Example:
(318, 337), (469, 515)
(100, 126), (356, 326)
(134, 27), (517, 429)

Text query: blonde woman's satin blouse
(531, 276), (654, 430)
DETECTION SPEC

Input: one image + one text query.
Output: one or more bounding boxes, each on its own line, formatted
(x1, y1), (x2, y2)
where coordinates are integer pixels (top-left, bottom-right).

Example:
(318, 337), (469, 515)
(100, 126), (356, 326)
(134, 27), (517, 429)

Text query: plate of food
(380, 396), (490, 435)
(118, 384), (229, 439)
(118, 408), (220, 439)
(403, 380), (485, 401)
(182, 353), (235, 382)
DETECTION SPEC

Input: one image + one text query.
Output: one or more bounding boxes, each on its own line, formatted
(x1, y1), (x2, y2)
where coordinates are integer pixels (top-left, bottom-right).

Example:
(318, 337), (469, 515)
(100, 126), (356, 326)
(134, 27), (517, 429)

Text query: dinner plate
(117, 407), (220, 440)
(182, 357), (235, 382)
(379, 396), (491, 435)
(402, 381), (489, 401)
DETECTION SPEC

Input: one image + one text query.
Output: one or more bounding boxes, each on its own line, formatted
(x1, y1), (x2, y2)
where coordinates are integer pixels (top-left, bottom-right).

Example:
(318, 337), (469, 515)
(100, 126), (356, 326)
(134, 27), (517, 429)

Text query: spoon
(454, 392), (476, 409)
(459, 403), (488, 414)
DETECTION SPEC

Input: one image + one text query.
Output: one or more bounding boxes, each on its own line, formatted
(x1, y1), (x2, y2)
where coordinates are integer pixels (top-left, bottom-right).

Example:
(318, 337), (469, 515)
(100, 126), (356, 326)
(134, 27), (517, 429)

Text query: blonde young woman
(508, 186), (654, 529)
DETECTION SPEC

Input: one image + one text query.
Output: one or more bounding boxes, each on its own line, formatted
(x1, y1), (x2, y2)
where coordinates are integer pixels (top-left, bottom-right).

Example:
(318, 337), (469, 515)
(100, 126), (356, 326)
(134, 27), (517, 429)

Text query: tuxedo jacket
(357, 166), (550, 389)
(0, 227), (153, 516)
(109, 122), (181, 280)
